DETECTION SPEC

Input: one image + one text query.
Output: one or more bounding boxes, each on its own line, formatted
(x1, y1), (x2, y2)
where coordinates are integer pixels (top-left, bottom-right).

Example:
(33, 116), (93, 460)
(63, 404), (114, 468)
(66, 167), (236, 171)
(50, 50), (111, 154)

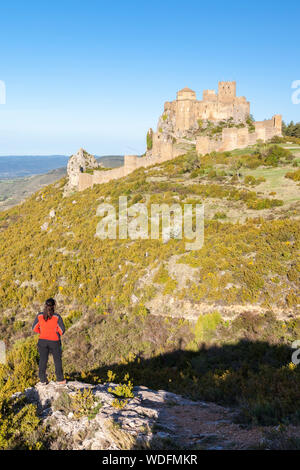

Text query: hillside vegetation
(0, 140), (299, 448)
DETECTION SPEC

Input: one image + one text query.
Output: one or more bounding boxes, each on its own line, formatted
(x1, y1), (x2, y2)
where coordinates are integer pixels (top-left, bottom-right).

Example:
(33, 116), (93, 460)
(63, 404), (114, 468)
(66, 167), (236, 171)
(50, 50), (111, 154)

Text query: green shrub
(244, 175), (265, 186)
(146, 131), (153, 150)
(264, 145), (293, 166)
(153, 265), (170, 284)
(70, 388), (98, 419)
(247, 198), (283, 210)
(213, 212), (227, 219)
(64, 311), (82, 330)
(188, 311), (222, 350)
(285, 169), (300, 182)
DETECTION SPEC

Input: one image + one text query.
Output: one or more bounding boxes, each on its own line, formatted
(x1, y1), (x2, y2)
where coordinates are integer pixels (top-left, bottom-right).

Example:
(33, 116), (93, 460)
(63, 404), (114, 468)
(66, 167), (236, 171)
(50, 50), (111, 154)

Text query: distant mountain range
(0, 154), (124, 211)
(97, 155), (124, 168)
(0, 155), (124, 179)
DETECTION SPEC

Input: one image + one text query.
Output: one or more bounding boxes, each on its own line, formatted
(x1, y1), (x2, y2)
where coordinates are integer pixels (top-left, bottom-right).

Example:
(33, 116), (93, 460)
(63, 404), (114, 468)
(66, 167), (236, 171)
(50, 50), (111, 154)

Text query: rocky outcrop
(64, 148), (100, 195)
(13, 380), (268, 450)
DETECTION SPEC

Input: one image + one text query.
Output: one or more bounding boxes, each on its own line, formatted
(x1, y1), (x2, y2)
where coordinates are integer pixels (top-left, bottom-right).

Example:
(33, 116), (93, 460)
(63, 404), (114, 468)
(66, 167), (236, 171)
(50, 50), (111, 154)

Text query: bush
(69, 388), (99, 419)
(245, 158), (261, 169)
(188, 312), (222, 350)
(108, 374), (134, 409)
(247, 198), (283, 210)
(213, 211), (227, 220)
(285, 169), (300, 182)
(244, 175), (265, 186)
(0, 337), (42, 449)
(264, 145), (293, 166)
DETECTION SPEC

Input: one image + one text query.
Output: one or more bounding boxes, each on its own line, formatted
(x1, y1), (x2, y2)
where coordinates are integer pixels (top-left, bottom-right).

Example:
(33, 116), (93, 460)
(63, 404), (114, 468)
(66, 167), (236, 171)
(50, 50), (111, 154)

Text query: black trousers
(38, 339), (64, 382)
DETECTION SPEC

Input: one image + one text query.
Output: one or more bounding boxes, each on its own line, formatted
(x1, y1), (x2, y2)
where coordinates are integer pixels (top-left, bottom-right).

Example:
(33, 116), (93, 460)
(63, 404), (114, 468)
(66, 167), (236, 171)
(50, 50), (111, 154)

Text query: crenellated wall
(78, 148), (184, 191)
(78, 113), (282, 191)
(196, 115), (282, 155)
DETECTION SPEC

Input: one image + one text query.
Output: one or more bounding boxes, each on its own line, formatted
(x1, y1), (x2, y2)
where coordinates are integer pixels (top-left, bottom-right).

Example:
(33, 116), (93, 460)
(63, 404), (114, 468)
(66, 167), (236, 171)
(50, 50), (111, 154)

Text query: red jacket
(32, 313), (65, 341)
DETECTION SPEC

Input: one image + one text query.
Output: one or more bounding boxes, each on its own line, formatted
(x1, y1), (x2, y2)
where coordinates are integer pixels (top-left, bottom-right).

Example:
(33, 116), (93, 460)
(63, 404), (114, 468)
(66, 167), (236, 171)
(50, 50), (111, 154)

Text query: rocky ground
(12, 380), (294, 450)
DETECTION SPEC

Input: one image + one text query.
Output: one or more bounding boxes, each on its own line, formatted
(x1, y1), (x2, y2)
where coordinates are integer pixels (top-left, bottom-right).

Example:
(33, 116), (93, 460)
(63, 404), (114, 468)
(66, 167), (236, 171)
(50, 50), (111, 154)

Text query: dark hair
(43, 298), (56, 321)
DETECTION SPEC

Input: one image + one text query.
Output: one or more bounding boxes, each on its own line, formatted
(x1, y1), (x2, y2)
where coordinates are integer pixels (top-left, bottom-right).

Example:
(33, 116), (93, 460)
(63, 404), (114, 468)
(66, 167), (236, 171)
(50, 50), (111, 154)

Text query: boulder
(64, 148), (99, 195)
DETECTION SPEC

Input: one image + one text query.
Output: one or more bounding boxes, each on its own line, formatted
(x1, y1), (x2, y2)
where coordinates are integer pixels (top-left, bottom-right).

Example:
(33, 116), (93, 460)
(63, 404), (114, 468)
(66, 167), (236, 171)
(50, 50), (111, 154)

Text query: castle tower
(175, 87), (196, 131)
(273, 114), (282, 132)
(218, 81), (236, 104)
(176, 87), (196, 101)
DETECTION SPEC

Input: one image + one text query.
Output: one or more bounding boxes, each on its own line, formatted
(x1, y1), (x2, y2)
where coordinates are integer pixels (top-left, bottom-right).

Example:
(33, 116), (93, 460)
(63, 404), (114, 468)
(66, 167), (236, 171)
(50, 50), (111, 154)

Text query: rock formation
(64, 148), (100, 195)
(12, 380), (274, 450)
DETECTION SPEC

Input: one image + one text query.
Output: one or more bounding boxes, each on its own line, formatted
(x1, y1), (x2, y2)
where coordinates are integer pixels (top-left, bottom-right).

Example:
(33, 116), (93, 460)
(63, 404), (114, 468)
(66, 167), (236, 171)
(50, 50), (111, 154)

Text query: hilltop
(0, 137), (299, 449)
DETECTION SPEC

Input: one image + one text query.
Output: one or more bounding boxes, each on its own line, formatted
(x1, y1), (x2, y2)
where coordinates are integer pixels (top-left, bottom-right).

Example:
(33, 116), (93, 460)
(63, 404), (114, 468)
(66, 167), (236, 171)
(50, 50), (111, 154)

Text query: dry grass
(104, 419), (137, 450)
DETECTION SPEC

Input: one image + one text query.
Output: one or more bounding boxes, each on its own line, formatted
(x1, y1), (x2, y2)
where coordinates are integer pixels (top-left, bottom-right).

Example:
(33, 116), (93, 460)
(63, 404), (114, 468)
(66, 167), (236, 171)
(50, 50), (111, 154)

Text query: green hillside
(0, 140), (299, 448)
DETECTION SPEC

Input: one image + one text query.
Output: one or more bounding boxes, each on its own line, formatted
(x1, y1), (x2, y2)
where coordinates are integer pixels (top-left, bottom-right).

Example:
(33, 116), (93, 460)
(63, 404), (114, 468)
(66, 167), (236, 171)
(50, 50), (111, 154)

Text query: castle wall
(78, 147), (185, 191)
(196, 101), (218, 121)
(78, 173), (94, 191)
(254, 123), (266, 141)
(78, 167), (126, 190)
(237, 127), (249, 147)
(248, 132), (258, 146)
(196, 114), (282, 155)
(232, 100), (250, 122)
(196, 136), (220, 154)
(79, 110), (282, 190)
(203, 90), (217, 102)
(220, 128), (238, 151)
(152, 133), (174, 159)
(194, 99), (250, 123)
(274, 114), (282, 131)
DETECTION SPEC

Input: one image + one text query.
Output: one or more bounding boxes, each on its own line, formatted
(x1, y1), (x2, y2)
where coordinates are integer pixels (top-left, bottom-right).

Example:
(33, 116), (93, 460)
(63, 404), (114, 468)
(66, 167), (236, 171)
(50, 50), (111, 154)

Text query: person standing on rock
(32, 298), (66, 385)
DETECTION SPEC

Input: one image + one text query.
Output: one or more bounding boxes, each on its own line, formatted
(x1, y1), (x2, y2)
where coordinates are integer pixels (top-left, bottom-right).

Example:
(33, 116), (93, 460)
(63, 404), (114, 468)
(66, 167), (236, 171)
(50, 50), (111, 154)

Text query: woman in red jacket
(32, 298), (66, 385)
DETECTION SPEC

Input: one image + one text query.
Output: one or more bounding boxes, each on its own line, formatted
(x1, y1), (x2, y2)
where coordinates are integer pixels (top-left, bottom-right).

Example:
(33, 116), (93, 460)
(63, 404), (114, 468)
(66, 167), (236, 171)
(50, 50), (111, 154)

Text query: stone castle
(164, 81), (250, 131)
(72, 81), (282, 192)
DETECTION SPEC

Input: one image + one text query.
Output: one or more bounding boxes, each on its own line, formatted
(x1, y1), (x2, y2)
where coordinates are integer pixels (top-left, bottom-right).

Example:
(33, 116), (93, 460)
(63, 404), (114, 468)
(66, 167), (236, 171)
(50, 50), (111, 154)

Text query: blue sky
(0, 0), (299, 155)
